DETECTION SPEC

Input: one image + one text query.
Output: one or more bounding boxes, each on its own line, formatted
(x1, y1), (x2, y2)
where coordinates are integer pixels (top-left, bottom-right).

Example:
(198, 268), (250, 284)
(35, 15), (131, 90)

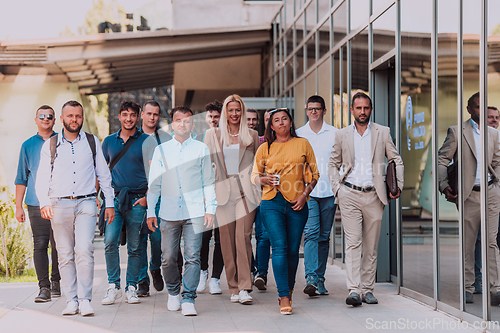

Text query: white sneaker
(181, 302), (197, 316)
(209, 278), (222, 294)
(125, 286), (140, 304)
(230, 294), (240, 303)
(197, 270), (208, 292)
(238, 290), (252, 304)
(168, 294), (181, 311)
(102, 284), (122, 305)
(62, 300), (79, 315)
(79, 299), (94, 316)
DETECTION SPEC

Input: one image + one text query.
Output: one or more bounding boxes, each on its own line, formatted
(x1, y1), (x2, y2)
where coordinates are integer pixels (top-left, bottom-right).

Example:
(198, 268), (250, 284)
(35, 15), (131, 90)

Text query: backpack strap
(85, 132), (97, 168)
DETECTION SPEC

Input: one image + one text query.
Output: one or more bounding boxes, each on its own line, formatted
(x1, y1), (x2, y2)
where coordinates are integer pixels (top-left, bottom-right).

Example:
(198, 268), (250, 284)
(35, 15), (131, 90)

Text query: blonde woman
(204, 94), (260, 304)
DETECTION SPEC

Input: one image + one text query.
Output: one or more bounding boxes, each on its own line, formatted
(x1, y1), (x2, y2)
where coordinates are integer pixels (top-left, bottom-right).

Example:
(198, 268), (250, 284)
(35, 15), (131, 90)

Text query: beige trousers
(338, 184), (385, 295)
(216, 177), (256, 294)
(464, 184), (500, 294)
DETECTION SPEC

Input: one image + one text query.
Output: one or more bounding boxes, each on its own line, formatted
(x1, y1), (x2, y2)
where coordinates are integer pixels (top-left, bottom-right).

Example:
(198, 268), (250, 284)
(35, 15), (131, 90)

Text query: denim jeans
(474, 227), (482, 286)
(27, 205), (60, 289)
(50, 197), (97, 302)
(139, 199), (162, 284)
(254, 206), (270, 276)
(260, 192), (308, 297)
(160, 218), (203, 303)
(105, 196), (146, 290)
(303, 196), (337, 282)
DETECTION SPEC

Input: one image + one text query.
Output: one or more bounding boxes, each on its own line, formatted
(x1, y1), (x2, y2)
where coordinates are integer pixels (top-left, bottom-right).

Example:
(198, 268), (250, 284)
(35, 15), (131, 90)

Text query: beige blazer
(438, 119), (500, 200)
(328, 122), (404, 206)
(204, 128), (261, 206)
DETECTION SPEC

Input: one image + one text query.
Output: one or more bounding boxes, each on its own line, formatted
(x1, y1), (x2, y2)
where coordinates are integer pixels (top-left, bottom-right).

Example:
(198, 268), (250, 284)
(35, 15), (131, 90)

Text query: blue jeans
(254, 206), (271, 276)
(160, 218), (203, 303)
(474, 226), (482, 286)
(139, 199), (162, 284)
(303, 196), (337, 282)
(104, 196), (146, 290)
(260, 192), (309, 297)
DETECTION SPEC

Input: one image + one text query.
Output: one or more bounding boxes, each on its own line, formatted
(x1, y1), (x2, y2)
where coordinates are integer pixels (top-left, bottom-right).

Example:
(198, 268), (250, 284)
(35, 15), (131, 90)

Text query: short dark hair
(351, 92), (372, 109)
(247, 108), (258, 116)
(119, 100), (141, 115)
(307, 95), (326, 109)
(36, 105), (54, 115)
(61, 100), (83, 114)
(468, 92), (480, 108)
(143, 100), (160, 111)
(170, 106), (193, 119)
(488, 106), (499, 113)
(205, 100), (222, 113)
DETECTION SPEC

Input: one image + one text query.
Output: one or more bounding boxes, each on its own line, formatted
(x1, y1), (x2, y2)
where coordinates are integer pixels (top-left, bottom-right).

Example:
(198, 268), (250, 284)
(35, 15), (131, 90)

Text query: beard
(63, 119), (83, 133)
(354, 115), (369, 124)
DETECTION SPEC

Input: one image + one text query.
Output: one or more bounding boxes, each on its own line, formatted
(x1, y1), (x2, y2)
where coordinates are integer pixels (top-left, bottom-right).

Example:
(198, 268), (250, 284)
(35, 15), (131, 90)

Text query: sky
(0, 0), (154, 40)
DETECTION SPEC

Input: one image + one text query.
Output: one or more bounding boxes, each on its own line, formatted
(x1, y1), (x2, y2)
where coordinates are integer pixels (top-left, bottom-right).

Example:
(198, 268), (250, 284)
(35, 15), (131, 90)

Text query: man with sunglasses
(296, 95), (339, 297)
(15, 105), (60, 303)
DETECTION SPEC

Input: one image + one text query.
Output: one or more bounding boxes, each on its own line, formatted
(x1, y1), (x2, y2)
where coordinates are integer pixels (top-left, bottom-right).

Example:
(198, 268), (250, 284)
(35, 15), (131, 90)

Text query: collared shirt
(147, 136), (217, 221)
(141, 128), (172, 179)
(35, 130), (114, 208)
(470, 118), (492, 185)
(345, 121), (374, 187)
(15, 132), (57, 206)
(102, 128), (149, 190)
(296, 121), (338, 198)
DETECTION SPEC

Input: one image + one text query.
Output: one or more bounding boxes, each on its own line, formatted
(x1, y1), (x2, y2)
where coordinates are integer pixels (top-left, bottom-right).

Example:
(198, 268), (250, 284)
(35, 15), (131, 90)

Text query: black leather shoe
(466, 291), (474, 304)
(151, 269), (164, 292)
(254, 274), (267, 291)
(346, 292), (362, 307)
(51, 281), (61, 297)
(362, 292), (378, 304)
(137, 280), (150, 297)
(35, 288), (51, 303)
(491, 291), (500, 306)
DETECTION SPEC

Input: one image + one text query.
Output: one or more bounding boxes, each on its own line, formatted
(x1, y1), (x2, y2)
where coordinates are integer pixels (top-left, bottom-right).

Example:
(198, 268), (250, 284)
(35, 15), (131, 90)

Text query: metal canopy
(0, 25), (271, 95)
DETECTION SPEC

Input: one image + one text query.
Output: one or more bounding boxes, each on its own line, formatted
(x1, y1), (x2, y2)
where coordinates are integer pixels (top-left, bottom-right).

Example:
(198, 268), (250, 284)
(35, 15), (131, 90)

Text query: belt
(472, 179), (495, 192)
(343, 181), (375, 193)
(59, 193), (97, 200)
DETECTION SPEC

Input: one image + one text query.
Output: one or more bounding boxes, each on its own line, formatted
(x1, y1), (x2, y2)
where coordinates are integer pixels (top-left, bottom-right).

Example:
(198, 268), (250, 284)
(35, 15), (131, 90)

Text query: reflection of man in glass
(488, 106), (500, 129)
(438, 92), (500, 305)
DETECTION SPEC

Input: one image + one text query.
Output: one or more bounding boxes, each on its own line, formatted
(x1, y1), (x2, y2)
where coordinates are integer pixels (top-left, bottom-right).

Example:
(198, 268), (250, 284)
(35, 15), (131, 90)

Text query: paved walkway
(0, 242), (480, 333)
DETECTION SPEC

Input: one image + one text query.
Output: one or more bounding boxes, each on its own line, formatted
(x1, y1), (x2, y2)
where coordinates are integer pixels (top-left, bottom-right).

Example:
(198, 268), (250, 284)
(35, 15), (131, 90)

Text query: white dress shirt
(36, 130), (114, 208)
(345, 121), (374, 187)
(470, 118), (492, 185)
(296, 121), (338, 198)
(147, 136), (217, 221)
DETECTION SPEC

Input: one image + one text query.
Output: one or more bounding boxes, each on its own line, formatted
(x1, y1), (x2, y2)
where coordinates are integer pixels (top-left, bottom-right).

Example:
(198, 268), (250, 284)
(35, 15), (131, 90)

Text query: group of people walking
(15, 91), (405, 317)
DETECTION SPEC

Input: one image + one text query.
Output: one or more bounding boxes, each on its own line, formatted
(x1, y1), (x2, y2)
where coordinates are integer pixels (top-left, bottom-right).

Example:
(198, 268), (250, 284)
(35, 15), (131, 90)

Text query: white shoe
(230, 294), (240, 303)
(102, 283), (122, 305)
(79, 299), (94, 316)
(125, 286), (141, 304)
(168, 294), (181, 311)
(238, 290), (252, 304)
(62, 300), (79, 315)
(209, 278), (222, 294)
(197, 270), (208, 292)
(181, 302), (197, 316)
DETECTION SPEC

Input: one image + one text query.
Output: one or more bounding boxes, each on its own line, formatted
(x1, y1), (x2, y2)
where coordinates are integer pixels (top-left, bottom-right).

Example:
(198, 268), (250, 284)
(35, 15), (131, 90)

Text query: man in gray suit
(328, 92), (404, 307)
(438, 92), (500, 305)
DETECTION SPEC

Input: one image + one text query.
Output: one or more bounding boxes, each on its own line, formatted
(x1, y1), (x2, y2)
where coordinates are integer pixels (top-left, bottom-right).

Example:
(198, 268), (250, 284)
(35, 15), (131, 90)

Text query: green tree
(78, 0), (128, 35)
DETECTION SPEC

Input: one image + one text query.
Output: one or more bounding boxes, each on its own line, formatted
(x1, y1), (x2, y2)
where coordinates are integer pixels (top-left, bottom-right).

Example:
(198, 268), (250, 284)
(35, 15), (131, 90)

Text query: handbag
(447, 162), (458, 195)
(386, 160), (399, 198)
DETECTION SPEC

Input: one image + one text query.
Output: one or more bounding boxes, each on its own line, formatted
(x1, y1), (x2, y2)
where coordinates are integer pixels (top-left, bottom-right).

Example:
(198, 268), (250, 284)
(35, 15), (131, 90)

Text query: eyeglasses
(306, 107), (323, 113)
(269, 108), (289, 115)
(38, 114), (54, 120)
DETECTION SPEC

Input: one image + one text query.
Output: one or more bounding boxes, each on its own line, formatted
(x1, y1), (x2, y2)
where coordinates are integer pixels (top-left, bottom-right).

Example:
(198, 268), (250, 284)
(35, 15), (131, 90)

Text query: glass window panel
(295, 79), (306, 126)
(306, 0), (317, 36)
(350, 0), (369, 32)
(333, 50), (341, 129)
(333, 1), (347, 47)
(342, 46), (349, 127)
(372, 4), (396, 61)
(351, 29), (369, 96)
(372, 0), (394, 15)
(286, 27), (294, 58)
(285, 0), (294, 29)
(296, 46), (305, 78)
(318, 59), (332, 124)
(286, 58), (294, 88)
(296, 13), (305, 46)
(306, 35), (316, 70)
(318, 16), (331, 60)
(306, 70), (317, 103)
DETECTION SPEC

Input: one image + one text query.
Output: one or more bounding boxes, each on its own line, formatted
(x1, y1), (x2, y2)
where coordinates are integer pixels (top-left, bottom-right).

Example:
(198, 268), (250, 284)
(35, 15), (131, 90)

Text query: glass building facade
(264, 0), (500, 324)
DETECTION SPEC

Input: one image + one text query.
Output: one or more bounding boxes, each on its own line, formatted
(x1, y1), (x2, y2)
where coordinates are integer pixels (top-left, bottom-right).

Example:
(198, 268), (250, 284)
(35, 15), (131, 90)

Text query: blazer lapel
(370, 124), (379, 162)
(463, 120), (477, 160)
(347, 125), (355, 165)
(215, 129), (230, 178)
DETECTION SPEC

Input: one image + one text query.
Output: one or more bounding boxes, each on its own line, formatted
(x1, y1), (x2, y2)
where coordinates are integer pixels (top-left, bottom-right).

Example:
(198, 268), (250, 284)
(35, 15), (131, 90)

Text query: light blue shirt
(470, 118), (492, 185)
(147, 136), (217, 221)
(296, 121), (338, 198)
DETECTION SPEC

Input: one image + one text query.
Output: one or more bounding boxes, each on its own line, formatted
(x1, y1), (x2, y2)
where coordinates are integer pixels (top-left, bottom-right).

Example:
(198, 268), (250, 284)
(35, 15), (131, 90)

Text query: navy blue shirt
(15, 132), (57, 206)
(102, 128), (149, 190)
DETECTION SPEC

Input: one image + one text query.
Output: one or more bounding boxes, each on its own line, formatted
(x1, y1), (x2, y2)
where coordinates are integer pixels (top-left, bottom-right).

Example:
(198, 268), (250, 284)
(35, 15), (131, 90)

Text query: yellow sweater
(251, 137), (320, 202)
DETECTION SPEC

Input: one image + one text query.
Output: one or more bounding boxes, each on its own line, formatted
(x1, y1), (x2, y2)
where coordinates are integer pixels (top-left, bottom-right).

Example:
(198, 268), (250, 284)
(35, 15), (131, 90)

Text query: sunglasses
(38, 114), (54, 120)
(269, 108), (289, 115)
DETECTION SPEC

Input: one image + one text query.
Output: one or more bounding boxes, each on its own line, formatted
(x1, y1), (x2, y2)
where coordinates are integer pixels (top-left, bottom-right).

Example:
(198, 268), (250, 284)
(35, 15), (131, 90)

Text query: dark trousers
(200, 227), (224, 279)
(27, 205), (60, 289)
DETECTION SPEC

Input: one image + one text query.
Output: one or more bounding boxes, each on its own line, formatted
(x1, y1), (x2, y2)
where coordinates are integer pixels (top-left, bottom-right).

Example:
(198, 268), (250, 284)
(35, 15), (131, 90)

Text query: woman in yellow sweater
(251, 108), (319, 315)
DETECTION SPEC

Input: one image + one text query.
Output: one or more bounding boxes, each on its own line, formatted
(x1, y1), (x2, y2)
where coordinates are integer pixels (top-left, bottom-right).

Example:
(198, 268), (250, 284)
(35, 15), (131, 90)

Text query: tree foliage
(78, 0), (128, 35)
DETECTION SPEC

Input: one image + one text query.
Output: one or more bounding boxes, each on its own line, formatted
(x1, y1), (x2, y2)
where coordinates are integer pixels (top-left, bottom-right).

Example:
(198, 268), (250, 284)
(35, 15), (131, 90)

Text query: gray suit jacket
(438, 119), (500, 200)
(328, 122), (404, 206)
